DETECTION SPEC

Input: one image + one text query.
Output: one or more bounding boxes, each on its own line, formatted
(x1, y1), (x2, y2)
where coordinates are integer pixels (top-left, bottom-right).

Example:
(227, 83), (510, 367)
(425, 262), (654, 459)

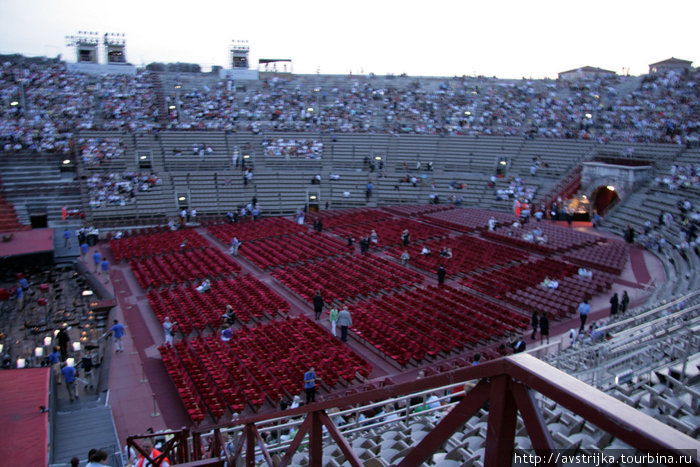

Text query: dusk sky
(0, 0), (697, 78)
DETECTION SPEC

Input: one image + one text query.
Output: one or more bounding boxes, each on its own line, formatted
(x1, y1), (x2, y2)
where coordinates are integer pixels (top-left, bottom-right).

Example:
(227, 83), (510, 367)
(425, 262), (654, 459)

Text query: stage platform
(0, 228), (53, 257)
(0, 228), (79, 269)
(0, 368), (50, 467)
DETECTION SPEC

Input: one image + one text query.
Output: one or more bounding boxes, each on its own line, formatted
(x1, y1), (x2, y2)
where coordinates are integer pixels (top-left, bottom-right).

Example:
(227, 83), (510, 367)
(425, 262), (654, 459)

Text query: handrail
(127, 355), (700, 466)
(545, 305), (700, 371)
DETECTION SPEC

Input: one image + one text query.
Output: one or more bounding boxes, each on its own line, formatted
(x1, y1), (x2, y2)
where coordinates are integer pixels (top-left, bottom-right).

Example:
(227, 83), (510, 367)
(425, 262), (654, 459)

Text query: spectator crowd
(2, 56), (699, 156)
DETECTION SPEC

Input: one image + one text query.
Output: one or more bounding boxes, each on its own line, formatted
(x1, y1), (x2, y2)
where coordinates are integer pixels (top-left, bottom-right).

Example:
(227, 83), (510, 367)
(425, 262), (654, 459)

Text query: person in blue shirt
(109, 319), (125, 352)
(19, 277), (29, 290)
(48, 346), (61, 383)
(578, 299), (591, 332)
(92, 250), (102, 272)
(15, 286), (24, 310)
(101, 258), (110, 283)
(80, 242), (89, 258)
(304, 367), (317, 404)
(63, 228), (71, 248)
(61, 362), (77, 402)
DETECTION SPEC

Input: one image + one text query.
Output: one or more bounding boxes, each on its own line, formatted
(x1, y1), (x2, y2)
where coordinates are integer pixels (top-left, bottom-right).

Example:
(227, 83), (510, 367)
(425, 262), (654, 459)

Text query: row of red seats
(159, 344), (208, 424)
(160, 317), (371, 415)
(482, 222), (599, 254)
(172, 341), (227, 421)
(233, 316), (371, 395)
(506, 273), (615, 317)
(329, 217), (450, 249)
(460, 258), (578, 299)
(386, 234), (529, 278)
(423, 208), (518, 233)
(351, 285), (528, 366)
(110, 228), (209, 262)
(208, 335), (284, 406)
(271, 254), (424, 303)
(241, 231), (349, 269)
(130, 247), (241, 288)
(206, 217), (308, 244)
(189, 337), (259, 411)
(382, 204), (455, 218)
(419, 285), (530, 330)
(203, 335), (270, 410)
(305, 207), (393, 229)
(563, 240), (630, 275)
(148, 275), (289, 335)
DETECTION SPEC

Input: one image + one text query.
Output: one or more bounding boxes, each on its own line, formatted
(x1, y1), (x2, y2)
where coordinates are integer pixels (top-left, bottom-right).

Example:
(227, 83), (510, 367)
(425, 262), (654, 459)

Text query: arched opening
(591, 185), (620, 215)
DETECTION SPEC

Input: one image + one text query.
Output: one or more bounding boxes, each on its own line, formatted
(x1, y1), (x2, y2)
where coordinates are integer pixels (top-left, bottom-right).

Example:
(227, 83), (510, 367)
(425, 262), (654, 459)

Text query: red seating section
(271, 255), (424, 303)
(482, 222), (599, 253)
(206, 217), (308, 244)
(460, 258), (578, 299)
(148, 275), (289, 334)
(382, 204), (455, 217)
(305, 208), (393, 229)
(563, 240), (630, 275)
(241, 232), (348, 269)
(110, 228), (209, 262)
(351, 286), (529, 366)
(423, 207), (518, 233)
(159, 317), (372, 423)
(130, 247), (241, 288)
(120, 205), (630, 423)
(329, 217), (450, 248)
(234, 316), (372, 396)
(506, 272), (615, 318)
(159, 344), (208, 424)
(386, 234), (529, 277)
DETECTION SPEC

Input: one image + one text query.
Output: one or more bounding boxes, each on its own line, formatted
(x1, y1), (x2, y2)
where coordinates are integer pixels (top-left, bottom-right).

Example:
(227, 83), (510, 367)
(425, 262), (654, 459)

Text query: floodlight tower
(103, 33), (127, 64)
(65, 31), (100, 63)
(230, 40), (250, 69)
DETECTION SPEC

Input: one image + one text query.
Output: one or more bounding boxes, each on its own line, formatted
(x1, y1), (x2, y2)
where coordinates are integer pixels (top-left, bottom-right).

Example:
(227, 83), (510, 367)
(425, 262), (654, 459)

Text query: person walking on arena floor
(163, 316), (175, 346)
(61, 361), (77, 402)
(610, 292), (619, 316)
(56, 324), (71, 361)
(304, 366), (317, 404)
(108, 319), (125, 353)
(329, 306), (339, 337)
(63, 228), (71, 248)
(313, 290), (324, 321)
(621, 291), (630, 314)
(437, 265), (446, 286)
(531, 310), (539, 340)
(337, 306), (353, 342)
(577, 299), (591, 333)
(92, 250), (102, 273)
(230, 237), (241, 256)
(101, 258), (110, 283)
(539, 311), (549, 344)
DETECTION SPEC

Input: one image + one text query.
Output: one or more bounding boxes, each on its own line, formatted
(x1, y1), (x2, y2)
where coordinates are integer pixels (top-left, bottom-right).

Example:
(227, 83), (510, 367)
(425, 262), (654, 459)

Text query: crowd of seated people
(78, 138), (125, 167)
(262, 138), (323, 159)
(169, 77), (375, 133)
(0, 59), (94, 153)
(655, 164), (699, 190)
(1, 56), (699, 151)
(86, 171), (162, 208)
(98, 72), (160, 132)
(495, 177), (537, 202)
